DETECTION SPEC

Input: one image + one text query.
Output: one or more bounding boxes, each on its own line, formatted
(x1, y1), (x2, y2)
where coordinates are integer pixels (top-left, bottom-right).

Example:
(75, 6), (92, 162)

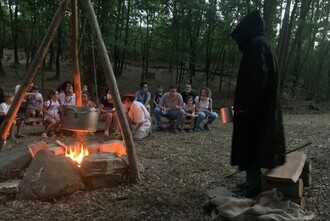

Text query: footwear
(189, 129), (194, 133)
(232, 183), (261, 199)
(104, 130), (109, 136)
(157, 127), (164, 131)
(194, 127), (201, 132)
(16, 134), (26, 138)
(10, 137), (19, 143)
(41, 133), (48, 138)
(204, 124), (211, 131)
(171, 127), (179, 134)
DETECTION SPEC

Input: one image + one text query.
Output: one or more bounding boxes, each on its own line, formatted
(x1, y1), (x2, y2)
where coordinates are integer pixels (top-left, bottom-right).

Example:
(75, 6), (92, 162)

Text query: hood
(230, 10), (265, 52)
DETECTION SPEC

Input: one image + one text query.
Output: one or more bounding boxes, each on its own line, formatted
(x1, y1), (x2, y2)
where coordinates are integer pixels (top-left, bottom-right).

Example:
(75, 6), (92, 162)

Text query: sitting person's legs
(204, 112), (218, 130)
(154, 107), (164, 129)
(195, 111), (206, 131)
(100, 112), (113, 135)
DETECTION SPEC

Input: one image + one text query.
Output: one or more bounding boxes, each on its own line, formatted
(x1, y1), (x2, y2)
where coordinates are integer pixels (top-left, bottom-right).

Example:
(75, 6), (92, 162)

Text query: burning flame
(65, 141), (89, 166)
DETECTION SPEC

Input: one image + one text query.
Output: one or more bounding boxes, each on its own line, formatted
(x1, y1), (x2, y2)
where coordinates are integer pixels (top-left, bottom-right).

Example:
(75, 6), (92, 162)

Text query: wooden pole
(0, 0), (70, 150)
(71, 0), (83, 142)
(82, 0), (141, 182)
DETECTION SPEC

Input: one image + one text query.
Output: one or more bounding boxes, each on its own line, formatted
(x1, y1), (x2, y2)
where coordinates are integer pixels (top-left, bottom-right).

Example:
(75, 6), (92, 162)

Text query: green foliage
(1, 0), (330, 101)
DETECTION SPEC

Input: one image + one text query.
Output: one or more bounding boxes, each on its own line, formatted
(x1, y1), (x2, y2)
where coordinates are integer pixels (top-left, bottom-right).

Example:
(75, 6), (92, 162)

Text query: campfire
(64, 141), (89, 166)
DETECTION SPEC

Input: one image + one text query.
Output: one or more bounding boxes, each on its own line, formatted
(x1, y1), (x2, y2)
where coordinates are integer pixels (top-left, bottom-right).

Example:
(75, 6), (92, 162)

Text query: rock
(20, 150), (85, 201)
(80, 153), (129, 190)
(0, 145), (32, 182)
(28, 141), (49, 157)
(99, 140), (126, 156)
(87, 142), (100, 154)
(48, 144), (65, 155)
(0, 180), (20, 194)
(80, 153), (128, 176)
(0, 180), (20, 200)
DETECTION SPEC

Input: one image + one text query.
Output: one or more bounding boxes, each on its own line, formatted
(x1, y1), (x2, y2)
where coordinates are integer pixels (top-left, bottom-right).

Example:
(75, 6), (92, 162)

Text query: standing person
(194, 87), (218, 132)
(230, 10), (286, 197)
(181, 83), (196, 102)
(122, 94), (151, 140)
(154, 86), (185, 134)
(135, 82), (151, 113)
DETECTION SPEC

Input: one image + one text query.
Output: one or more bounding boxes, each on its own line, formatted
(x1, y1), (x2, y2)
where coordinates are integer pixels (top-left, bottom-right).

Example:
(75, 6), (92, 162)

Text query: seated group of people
(0, 80), (218, 143)
(152, 84), (218, 134)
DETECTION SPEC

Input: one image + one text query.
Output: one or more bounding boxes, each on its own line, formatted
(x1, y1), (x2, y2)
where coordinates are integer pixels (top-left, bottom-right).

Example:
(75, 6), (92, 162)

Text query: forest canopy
(0, 0), (329, 102)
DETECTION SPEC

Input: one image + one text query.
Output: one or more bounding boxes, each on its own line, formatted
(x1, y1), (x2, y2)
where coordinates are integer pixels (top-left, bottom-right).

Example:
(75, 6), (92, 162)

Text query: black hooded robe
(230, 11), (286, 171)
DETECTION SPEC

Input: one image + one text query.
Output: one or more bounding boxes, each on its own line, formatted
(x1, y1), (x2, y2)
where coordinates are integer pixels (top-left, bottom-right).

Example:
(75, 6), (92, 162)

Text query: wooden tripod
(0, 0), (140, 182)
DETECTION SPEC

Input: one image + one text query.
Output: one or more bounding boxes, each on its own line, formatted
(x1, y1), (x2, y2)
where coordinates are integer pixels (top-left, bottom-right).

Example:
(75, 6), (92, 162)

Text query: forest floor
(0, 50), (330, 220)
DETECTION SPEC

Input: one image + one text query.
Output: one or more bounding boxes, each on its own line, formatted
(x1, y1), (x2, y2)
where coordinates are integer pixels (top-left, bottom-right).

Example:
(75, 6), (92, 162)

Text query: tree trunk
(55, 26), (62, 80)
(263, 0), (277, 39)
(0, 0), (70, 149)
(289, 0), (313, 97)
(0, 1), (6, 76)
(9, 0), (20, 65)
(276, 0), (293, 94)
(119, 0), (131, 75)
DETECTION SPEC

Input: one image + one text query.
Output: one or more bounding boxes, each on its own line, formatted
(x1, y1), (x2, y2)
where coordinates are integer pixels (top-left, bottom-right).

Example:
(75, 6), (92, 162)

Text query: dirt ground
(0, 112), (329, 221)
(1, 52), (330, 220)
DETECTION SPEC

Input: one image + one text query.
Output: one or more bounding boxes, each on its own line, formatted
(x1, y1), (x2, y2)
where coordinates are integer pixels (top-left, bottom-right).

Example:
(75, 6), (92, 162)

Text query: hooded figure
(230, 10), (286, 197)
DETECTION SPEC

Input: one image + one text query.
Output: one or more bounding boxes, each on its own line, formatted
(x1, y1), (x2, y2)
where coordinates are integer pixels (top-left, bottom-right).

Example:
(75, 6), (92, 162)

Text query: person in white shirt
(0, 92), (24, 143)
(58, 81), (76, 106)
(122, 94), (151, 140)
(194, 87), (218, 132)
(42, 90), (61, 137)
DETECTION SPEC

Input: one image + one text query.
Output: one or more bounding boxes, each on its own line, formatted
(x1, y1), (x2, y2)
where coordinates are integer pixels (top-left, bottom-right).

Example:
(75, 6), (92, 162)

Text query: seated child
(42, 90), (61, 138)
(181, 96), (196, 132)
(0, 92), (24, 143)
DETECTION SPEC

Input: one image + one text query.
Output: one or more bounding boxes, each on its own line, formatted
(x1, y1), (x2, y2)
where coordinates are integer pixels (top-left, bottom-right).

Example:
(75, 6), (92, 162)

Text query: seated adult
(181, 83), (196, 102)
(98, 88), (117, 136)
(0, 92), (24, 142)
(194, 87), (218, 132)
(134, 82), (151, 113)
(154, 86), (185, 134)
(122, 94), (151, 140)
(58, 81), (76, 106)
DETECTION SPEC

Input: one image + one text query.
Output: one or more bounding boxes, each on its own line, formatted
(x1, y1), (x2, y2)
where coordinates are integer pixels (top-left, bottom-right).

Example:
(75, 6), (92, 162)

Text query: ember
(64, 141), (89, 166)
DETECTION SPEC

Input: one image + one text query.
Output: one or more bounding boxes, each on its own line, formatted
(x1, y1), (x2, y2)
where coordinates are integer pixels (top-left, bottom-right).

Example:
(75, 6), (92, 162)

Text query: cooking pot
(59, 105), (99, 132)
(220, 106), (234, 124)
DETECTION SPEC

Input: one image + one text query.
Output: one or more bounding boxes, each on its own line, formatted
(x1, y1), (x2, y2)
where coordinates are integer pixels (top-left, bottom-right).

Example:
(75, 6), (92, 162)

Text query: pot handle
(63, 106), (79, 118)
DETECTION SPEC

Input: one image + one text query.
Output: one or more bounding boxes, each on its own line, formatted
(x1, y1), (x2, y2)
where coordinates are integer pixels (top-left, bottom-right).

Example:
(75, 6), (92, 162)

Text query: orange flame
(65, 141), (89, 166)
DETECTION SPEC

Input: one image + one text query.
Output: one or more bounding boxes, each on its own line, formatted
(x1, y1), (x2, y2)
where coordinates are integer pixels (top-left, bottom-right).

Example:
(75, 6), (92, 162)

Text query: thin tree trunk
(0, 1), (6, 76)
(0, 0), (70, 149)
(82, 0), (140, 182)
(119, 0), (131, 75)
(55, 26), (62, 80)
(263, 0), (277, 38)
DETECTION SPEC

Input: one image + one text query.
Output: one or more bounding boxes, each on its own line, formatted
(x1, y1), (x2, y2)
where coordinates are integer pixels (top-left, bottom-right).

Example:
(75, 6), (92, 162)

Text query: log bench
(262, 152), (312, 209)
